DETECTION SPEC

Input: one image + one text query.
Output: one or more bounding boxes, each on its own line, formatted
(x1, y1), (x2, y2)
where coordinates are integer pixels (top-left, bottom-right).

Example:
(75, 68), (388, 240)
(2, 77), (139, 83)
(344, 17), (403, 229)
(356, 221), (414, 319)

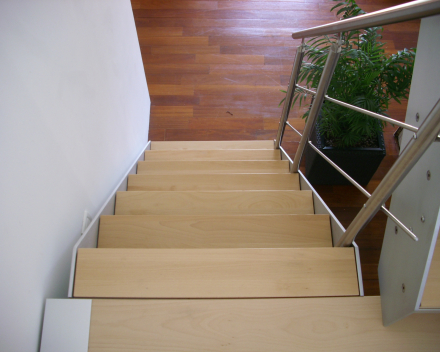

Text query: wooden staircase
(74, 140), (359, 299)
(68, 141), (440, 351)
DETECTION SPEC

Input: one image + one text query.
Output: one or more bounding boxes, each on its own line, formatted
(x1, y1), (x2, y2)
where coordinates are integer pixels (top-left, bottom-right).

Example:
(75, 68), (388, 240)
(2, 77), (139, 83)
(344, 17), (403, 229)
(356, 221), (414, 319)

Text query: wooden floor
(132, 0), (421, 295)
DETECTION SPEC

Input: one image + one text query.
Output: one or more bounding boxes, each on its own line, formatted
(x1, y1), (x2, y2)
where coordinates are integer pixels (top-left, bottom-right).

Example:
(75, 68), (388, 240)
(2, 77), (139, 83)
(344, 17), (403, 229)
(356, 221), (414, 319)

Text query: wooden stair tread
(137, 160), (290, 174)
(74, 248), (359, 298)
(144, 149), (281, 161)
(420, 228), (440, 308)
(88, 296), (440, 352)
(150, 140), (274, 150)
(98, 214), (332, 248)
(127, 173), (300, 191)
(115, 190), (314, 216)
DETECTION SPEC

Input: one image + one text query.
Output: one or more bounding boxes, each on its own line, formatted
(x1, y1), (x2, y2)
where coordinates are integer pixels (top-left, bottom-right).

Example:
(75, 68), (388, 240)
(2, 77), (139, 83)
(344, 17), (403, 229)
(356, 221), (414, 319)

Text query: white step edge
(40, 299), (92, 352)
(67, 141), (151, 298)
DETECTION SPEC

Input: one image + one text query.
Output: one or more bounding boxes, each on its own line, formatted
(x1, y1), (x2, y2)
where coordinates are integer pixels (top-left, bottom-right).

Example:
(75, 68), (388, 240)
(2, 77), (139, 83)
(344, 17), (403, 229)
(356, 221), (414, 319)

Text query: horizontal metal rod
(380, 206), (418, 241)
(325, 96), (419, 133)
(337, 97), (440, 246)
(295, 84), (419, 133)
(308, 141), (419, 241)
(285, 121), (303, 137)
(292, 0), (440, 39)
(307, 141), (371, 197)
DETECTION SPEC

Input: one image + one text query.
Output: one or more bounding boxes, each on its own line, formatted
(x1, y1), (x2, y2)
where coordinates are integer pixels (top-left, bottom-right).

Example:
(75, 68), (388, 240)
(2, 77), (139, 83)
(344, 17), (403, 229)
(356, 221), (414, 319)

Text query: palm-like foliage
(282, 0), (415, 148)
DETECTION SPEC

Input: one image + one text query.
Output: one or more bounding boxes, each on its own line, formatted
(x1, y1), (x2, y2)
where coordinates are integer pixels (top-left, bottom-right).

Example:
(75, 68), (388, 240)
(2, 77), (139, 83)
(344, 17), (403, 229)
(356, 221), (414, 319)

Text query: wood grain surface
(98, 214), (332, 248)
(127, 173), (300, 191)
(115, 190), (314, 215)
(421, 228), (440, 308)
(137, 160), (290, 174)
(134, 0), (421, 295)
(144, 149), (281, 160)
(88, 296), (440, 352)
(74, 247), (359, 298)
(150, 140), (274, 150)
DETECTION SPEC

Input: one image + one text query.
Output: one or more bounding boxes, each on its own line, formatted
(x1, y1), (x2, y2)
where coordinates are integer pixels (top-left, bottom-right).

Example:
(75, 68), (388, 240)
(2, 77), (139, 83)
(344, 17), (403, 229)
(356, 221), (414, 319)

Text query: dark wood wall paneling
(132, 0), (420, 295)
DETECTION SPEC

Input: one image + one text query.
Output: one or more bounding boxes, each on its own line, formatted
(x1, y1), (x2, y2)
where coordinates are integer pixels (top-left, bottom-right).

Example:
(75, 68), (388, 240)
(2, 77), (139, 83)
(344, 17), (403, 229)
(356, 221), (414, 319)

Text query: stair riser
(98, 214), (332, 248)
(115, 191), (314, 216)
(137, 160), (290, 174)
(144, 149), (281, 161)
(127, 173), (300, 191)
(150, 140), (274, 150)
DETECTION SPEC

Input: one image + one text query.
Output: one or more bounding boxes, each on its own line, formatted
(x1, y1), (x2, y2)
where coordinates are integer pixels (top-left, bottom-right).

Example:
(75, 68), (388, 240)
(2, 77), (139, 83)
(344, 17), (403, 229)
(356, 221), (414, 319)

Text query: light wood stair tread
(88, 296), (440, 352)
(137, 160), (290, 174)
(144, 149), (281, 161)
(150, 140), (274, 150)
(420, 228), (440, 308)
(115, 190), (314, 216)
(127, 173), (300, 191)
(74, 247), (359, 298)
(97, 214), (332, 248)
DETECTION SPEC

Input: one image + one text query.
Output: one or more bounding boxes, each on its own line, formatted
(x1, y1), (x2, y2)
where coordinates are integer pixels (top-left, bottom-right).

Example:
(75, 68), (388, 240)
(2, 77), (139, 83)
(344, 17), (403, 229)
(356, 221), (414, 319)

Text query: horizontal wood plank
(74, 247), (359, 298)
(88, 296), (440, 352)
(421, 230), (440, 308)
(137, 160), (289, 174)
(127, 173), (300, 191)
(115, 190), (314, 216)
(150, 140), (274, 150)
(98, 214), (332, 248)
(144, 149), (281, 161)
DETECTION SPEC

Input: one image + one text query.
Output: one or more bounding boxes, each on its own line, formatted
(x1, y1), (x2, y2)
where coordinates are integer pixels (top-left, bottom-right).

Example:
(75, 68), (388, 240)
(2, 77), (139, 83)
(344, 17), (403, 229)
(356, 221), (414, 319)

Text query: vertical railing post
(291, 42), (341, 171)
(274, 43), (306, 149)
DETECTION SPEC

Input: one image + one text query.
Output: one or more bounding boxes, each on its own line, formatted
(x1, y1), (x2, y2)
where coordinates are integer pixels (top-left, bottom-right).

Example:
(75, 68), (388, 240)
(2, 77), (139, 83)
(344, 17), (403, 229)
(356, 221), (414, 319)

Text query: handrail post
(274, 43), (305, 149)
(336, 97), (440, 247)
(291, 42), (341, 172)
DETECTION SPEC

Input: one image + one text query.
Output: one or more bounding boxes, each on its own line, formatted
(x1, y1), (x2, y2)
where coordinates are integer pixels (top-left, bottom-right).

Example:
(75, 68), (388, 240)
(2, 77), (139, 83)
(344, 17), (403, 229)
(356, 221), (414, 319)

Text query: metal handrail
(275, 0), (440, 247)
(292, 0), (440, 39)
(337, 98), (440, 246)
(296, 85), (420, 133)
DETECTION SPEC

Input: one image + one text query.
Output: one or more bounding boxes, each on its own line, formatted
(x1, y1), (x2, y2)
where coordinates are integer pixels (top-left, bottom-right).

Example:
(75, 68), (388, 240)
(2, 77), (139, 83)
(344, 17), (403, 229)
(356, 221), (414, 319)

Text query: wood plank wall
(132, 0), (420, 295)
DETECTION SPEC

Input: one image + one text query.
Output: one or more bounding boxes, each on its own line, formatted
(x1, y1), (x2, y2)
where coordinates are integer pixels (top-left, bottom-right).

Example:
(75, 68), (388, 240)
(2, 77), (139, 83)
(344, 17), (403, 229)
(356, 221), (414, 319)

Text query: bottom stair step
(74, 248), (359, 298)
(88, 296), (440, 352)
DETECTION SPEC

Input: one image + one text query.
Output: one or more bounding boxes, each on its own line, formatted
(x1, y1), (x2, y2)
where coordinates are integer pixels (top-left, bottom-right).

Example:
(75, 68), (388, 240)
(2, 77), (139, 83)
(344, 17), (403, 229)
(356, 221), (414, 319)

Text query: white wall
(0, 1), (150, 351)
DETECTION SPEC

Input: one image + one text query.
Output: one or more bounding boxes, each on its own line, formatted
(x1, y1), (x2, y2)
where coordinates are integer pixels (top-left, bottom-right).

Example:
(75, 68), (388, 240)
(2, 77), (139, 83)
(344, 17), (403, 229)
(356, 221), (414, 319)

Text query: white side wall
(0, 1), (150, 351)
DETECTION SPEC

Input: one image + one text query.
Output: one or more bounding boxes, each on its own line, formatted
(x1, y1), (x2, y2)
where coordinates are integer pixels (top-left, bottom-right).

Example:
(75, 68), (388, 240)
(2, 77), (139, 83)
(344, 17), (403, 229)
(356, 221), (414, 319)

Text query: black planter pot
(305, 122), (386, 186)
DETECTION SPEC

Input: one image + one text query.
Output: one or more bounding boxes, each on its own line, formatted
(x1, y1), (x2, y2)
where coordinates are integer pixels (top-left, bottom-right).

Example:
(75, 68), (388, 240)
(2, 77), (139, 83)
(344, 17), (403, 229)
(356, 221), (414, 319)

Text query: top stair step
(151, 140), (274, 150)
(144, 149), (280, 161)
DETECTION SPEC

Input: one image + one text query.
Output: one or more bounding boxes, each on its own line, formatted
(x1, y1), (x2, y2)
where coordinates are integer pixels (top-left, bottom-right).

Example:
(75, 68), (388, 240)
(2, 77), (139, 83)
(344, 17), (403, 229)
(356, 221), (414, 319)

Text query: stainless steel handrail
(285, 121), (302, 137)
(307, 141), (418, 242)
(337, 98), (440, 246)
(296, 84), (420, 133)
(292, 0), (440, 39)
(275, 0), (440, 247)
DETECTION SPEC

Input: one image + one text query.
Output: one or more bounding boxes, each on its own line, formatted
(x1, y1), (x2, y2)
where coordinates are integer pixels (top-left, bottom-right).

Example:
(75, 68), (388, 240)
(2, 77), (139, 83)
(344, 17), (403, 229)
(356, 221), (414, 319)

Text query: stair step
(144, 149), (280, 161)
(127, 173), (300, 191)
(98, 214), (332, 248)
(150, 140), (274, 150)
(137, 160), (290, 174)
(115, 190), (314, 216)
(74, 248), (359, 298)
(88, 296), (440, 351)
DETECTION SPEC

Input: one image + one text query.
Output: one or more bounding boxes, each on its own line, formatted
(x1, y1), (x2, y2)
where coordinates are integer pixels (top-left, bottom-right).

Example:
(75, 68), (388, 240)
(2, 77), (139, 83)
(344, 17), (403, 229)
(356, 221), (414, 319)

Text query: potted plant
(282, 0), (416, 185)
